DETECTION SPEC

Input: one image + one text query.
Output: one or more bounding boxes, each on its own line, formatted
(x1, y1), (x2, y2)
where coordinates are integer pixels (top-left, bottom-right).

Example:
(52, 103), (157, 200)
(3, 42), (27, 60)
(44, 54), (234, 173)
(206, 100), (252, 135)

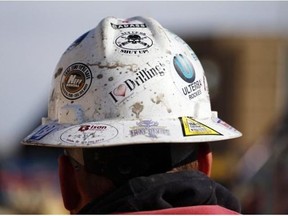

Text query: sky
(1, 1), (288, 158)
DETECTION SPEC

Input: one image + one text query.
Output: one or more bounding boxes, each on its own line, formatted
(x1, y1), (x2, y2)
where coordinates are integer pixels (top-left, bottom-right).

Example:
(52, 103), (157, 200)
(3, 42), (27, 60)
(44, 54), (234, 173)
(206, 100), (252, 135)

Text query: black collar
(78, 171), (241, 214)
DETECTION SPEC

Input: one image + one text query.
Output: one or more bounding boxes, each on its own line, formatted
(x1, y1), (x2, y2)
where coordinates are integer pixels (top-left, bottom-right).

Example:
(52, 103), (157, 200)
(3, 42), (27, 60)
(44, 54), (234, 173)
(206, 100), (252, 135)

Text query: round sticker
(61, 63), (92, 100)
(173, 54), (195, 83)
(60, 123), (118, 145)
(115, 31), (153, 50)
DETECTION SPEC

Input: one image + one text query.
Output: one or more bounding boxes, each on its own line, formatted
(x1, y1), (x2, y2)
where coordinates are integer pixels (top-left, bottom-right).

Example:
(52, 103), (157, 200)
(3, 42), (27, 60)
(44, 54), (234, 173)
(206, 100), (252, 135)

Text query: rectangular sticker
(29, 123), (59, 141)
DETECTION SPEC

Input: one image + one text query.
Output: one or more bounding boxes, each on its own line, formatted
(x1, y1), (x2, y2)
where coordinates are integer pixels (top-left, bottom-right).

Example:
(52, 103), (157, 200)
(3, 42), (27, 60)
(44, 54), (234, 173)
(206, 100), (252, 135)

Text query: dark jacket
(78, 171), (241, 214)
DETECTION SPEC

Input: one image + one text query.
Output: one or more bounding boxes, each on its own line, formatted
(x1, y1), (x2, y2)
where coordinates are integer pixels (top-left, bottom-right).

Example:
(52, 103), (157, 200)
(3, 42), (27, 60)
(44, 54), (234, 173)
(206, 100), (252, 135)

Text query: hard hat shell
(22, 16), (241, 148)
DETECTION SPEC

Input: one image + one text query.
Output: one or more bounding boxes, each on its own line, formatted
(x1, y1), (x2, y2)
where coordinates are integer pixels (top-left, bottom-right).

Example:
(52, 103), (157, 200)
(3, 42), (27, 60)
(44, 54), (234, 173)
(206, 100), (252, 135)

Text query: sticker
(60, 123), (118, 145)
(65, 31), (90, 53)
(61, 63), (92, 100)
(29, 123), (59, 141)
(215, 118), (237, 132)
(173, 54), (195, 83)
(130, 120), (170, 138)
(111, 23), (147, 29)
(172, 54), (203, 101)
(179, 117), (222, 136)
(115, 31), (153, 54)
(108, 62), (165, 104)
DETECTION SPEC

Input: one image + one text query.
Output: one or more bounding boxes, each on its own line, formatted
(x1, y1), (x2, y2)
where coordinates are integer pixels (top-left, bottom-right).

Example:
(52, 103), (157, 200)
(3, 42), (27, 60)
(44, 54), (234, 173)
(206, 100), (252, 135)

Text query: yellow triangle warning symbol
(179, 116), (221, 136)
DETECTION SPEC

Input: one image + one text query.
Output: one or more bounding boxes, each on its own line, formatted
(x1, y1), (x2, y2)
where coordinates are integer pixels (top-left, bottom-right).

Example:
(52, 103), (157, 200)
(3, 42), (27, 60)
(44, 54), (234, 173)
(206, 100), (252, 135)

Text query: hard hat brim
(22, 113), (241, 148)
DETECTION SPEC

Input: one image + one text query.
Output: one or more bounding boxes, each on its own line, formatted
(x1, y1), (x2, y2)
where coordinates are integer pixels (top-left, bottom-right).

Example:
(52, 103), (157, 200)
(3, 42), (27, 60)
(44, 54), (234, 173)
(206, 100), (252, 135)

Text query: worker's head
(22, 16), (241, 213)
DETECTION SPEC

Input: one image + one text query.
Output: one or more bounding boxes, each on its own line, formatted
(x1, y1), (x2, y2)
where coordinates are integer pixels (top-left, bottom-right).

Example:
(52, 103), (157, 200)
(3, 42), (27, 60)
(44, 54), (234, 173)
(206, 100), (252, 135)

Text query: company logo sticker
(61, 63), (92, 100)
(179, 117), (222, 136)
(172, 54), (203, 101)
(173, 54), (195, 83)
(60, 123), (118, 145)
(215, 118), (238, 132)
(111, 23), (147, 29)
(115, 31), (153, 54)
(65, 31), (90, 53)
(109, 62), (165, 104)
(29, 123), (59, 141)
(130, 120), (170, 138)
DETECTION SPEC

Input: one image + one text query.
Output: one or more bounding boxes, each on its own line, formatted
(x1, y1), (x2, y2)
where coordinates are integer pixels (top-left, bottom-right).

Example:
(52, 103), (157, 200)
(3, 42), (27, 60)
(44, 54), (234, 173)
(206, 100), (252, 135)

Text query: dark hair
(79, 143), (198, 186)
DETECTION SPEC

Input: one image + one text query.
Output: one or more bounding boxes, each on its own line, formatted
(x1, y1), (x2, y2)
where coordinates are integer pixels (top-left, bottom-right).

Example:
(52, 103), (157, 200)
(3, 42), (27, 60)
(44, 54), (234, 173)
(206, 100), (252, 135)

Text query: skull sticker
(115, 31), (153, 51)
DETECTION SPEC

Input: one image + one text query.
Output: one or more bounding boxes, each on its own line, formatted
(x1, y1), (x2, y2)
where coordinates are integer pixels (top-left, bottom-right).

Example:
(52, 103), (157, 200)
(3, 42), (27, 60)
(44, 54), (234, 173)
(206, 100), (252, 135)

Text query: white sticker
(60, 123), (118, 145)
(129, 120), (170, 138)
(172, 54), (203, 101)
(108, 62), (166, 104)
(115, 31), (153, 54)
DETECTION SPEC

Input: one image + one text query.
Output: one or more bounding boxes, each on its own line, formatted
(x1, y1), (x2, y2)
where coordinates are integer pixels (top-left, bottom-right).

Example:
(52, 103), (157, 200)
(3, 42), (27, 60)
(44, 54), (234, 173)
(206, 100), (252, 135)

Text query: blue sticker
(30, 123), (58, 141)
(65, 31), (90, 52)
(173, 54), (195, 83)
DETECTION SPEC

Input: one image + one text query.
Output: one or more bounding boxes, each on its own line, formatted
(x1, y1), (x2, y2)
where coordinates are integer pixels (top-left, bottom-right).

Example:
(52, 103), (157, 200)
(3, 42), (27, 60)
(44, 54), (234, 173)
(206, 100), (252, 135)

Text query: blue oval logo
(173, 54), (195, 83)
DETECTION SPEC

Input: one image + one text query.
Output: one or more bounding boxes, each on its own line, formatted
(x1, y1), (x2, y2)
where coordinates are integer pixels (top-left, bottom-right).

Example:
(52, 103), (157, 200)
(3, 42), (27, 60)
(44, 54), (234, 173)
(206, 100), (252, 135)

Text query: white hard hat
(22, 16), (241, 148)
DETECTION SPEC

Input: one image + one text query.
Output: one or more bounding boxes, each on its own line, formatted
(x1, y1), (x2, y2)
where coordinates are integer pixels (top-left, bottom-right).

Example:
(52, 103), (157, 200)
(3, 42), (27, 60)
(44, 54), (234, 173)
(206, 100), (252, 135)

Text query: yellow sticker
(179, 116), (221, 136)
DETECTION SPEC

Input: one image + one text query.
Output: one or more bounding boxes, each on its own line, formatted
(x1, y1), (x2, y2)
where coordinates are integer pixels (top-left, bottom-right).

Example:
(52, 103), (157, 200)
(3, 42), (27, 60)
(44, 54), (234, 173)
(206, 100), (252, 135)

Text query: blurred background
(1, 1), (288, 214)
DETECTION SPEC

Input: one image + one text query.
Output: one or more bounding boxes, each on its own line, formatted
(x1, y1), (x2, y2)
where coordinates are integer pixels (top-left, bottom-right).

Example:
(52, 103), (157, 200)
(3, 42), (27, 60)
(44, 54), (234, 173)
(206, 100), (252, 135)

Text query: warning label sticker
(179, 116), (222, 136)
